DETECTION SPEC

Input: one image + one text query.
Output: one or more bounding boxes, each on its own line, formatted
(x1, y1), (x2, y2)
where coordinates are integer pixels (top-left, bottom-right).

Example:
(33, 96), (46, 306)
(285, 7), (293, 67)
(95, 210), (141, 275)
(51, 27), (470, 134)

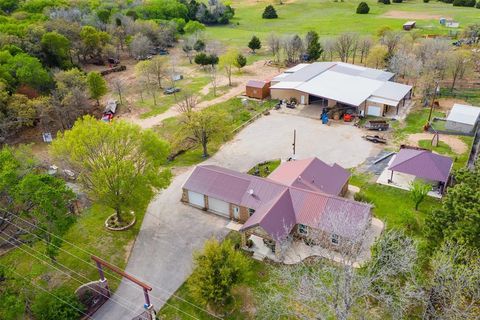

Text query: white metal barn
(445, 104), (480, 134)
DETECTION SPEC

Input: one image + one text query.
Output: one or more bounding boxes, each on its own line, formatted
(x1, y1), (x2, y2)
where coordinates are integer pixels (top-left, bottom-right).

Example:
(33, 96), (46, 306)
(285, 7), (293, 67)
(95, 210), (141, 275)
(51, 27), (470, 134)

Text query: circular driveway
(209, 113), (379, 172)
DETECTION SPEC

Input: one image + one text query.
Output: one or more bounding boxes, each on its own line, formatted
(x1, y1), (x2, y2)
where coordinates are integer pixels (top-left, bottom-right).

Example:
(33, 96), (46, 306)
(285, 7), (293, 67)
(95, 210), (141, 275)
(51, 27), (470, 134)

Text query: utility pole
(292, 129), (296, 159)
(427, 81), (440, 126)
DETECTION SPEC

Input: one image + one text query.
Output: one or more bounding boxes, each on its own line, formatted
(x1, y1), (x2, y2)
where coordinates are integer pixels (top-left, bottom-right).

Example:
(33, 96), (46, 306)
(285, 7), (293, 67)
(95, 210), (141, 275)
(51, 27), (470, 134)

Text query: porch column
(389, 170), (394, 183)
(240, 232), (247, 247)
(274, 242), (281, 260)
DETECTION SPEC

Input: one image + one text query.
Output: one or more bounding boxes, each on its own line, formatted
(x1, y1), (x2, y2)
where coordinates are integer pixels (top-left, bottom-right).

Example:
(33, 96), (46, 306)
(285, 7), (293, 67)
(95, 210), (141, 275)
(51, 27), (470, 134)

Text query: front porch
(240, 218), (384, 268)
(376, 168), (443, 199)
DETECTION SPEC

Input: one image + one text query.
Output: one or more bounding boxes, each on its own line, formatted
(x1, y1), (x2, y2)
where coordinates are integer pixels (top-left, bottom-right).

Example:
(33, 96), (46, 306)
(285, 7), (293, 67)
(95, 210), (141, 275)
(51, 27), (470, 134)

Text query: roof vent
(298, 175), (302, 180)
(248, 189), (254, 196)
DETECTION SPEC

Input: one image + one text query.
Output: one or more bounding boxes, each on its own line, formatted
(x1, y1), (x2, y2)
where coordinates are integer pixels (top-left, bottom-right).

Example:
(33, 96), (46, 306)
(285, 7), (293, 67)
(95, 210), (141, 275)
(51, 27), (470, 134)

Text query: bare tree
(209, 65), (218, 97)
(449, 50), (471, 91)
(182, 36), (196, 64)
(334, 33), (357, 63)
(322, 38), (336, 61)
(257, 226), (421, 320)
(358, 36), (373, 65)
(380, 31), (403, 59)
(129, 33), (153, 59)
(112, 79), (125, 105)
(175, 92), (199, 114)
(267, 33), (281, 63)
(135, 60), (157, 105)
(389, 49), (423, 83)
(416, 39), (451, 79)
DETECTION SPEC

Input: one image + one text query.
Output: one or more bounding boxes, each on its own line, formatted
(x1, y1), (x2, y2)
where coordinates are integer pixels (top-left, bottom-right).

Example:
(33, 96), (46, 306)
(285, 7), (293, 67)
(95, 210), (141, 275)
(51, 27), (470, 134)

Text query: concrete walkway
(93, 113), (379, 319)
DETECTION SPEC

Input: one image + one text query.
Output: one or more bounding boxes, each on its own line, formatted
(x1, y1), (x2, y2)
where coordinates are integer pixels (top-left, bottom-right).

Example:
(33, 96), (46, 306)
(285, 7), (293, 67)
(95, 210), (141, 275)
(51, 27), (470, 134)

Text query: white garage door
(207, 197), (230, 217)
(367, 105), (382, 117)
(188, 191), (205, 208)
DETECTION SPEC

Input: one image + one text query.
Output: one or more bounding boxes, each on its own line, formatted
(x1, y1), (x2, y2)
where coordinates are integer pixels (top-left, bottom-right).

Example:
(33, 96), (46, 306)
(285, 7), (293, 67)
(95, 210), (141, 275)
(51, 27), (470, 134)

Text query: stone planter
(105, 211), (136, 231)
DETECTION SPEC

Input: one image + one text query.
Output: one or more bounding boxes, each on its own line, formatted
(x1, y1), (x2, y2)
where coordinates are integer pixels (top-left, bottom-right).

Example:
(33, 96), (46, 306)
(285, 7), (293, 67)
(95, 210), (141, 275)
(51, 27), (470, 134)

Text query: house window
(248, 208), (255, 217)
(331, 233), (339, 245)
(298, 224), (308, 235)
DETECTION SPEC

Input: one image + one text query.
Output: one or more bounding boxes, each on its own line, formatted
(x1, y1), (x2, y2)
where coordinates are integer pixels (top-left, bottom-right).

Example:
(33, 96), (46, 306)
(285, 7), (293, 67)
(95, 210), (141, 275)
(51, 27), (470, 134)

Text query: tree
(194, 53), (219, 68)
(5, 53), (52, 91)
(41, 31), (71, 69)
(449, 50), (471, 91)
(380, 30), (403, 60)
(356, 2), (370, 13)
(187, 238), (250, 310)
(15, 174), (76, 261)
(305, 31), (323, 61)
(248, 35), (262, 53)
(178, 108), (229, 158)
(219, 49), (239, 86)
(425, 161), (480, 250)
(51, 116), (171, 223)
(262, 5), (278, 19)
(409, 180), (431, 211)
(424, 243), (480, 319)
(182, 37), (195, 64)
(136, 60), (157, 105)
(148, 56), (167, 88)
(184, 20), (206, 34)
(79, 26), (110, 62)
(112, 79), (125, 105)
(257, 229), (420, 319)
(31, 287), (85, 320)
(358, 36), (373, 64)
(267, 33), (281, 63)
(335, 32), (357, 63)
(129, 33), (153, 59)
(389, 49), (423, 83)
(193, 39), (206, 52)
(367, 45), (388, 68)
(234, 53), (247, 71)
(86, 72), (107, 106)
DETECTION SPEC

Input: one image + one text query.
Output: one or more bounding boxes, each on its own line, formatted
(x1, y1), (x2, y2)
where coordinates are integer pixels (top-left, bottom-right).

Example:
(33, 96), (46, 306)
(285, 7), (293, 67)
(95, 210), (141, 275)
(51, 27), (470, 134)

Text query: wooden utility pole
(427, 81), (440, 125)
(292, 129), (296, 158)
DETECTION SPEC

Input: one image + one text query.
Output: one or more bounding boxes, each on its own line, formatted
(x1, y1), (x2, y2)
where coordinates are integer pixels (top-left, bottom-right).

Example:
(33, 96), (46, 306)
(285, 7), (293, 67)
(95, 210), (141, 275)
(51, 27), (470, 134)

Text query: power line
(0, 233), (142, 317)
(1, 265), (94, 320)
(1, 215), (211, 319)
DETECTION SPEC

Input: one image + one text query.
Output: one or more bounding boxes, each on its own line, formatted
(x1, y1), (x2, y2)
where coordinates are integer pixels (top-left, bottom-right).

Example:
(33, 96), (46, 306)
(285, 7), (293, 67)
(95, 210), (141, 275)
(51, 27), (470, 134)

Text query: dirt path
(407, 133), (468, 154)
(126, 60), (281, 129)
(382, 10), (451, 20)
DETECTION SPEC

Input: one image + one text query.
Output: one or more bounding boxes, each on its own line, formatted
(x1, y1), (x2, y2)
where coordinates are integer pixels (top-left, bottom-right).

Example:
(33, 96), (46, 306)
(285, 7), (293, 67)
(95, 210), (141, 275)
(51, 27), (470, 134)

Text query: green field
(205, 0), (479, 49)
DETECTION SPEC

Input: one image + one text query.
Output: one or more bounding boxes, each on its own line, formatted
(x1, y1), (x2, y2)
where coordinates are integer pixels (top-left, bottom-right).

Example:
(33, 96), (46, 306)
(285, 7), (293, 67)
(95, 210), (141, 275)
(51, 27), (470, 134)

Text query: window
(298, 224), (308, 235)
(248, 208), (255, 217)
(331, 233), (339, 245)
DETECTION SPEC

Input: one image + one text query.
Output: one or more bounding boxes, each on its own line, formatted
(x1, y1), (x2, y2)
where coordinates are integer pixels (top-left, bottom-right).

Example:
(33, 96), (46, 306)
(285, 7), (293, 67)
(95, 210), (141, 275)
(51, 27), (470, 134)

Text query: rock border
(105, 211), (136, 231)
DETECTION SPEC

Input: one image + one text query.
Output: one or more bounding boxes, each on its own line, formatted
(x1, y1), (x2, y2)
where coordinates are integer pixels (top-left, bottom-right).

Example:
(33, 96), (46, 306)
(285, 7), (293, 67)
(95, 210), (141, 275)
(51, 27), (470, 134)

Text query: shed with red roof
(246, 80), (270, 99)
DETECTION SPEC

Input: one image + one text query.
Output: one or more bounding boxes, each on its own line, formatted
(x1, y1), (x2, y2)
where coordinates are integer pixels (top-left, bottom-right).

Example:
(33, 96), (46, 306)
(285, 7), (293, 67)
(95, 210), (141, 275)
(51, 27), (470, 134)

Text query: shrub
(465, 0), (476, 6)
(453, 0), (465, 5)
(424, 0), (430, 3)
(356, 2), (370, 13)
(248, 35), (262, 53)
(383, 0), (391, 4)
(234, 53), (247, 70)
(31, 287), (85, 320)
(262, 5), (278, 19)
(477, 1), (480, 7)
(392, 0), (403, 2)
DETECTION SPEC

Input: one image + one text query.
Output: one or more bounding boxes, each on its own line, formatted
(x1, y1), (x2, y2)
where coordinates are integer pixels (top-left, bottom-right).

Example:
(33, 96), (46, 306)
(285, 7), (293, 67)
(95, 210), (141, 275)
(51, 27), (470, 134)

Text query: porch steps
(252, 251), (265, 261)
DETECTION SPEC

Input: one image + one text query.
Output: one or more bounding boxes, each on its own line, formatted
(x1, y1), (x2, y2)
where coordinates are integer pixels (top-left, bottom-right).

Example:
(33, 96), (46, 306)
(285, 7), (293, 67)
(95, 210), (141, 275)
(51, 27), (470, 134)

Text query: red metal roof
(183, 159), (371, 241)
(246, 80), (268, 89)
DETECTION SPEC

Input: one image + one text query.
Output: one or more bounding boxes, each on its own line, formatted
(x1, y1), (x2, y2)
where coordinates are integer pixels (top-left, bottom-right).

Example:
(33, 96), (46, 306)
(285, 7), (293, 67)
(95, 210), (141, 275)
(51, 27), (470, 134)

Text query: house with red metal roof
(181, 158), (372, 259)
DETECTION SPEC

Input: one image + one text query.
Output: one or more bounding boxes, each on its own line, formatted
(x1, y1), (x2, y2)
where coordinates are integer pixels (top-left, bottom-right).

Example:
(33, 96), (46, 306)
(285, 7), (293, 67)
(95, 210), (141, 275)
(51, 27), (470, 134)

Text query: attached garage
(187, 191), (205, 208)
(207, 197), (230, 217)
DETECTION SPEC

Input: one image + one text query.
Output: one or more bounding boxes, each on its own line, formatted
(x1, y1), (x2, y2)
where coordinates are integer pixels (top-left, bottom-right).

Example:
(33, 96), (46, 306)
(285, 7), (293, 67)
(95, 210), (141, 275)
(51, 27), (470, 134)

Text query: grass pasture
(206, 0), (479, 49)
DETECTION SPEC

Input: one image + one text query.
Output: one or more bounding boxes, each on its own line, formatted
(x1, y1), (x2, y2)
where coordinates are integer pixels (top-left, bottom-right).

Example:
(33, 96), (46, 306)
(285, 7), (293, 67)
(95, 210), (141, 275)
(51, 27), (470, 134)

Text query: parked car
(164, 87), (180, 95)
(158, 49), (169, 55)
(136, 55), (152, 61)
(101, 113), (113, 122)
(107, 57), (120, 65)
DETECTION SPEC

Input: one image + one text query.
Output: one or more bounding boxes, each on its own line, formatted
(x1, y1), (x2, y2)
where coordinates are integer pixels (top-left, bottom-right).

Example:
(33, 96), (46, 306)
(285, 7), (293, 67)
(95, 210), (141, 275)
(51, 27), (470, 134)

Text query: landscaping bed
(247, 159), (281, 177)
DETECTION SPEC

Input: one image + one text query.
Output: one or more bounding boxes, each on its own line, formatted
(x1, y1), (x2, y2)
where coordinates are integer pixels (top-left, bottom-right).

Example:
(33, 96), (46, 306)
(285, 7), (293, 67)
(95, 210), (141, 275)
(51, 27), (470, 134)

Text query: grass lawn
(247, 159), (281, 177)
(156, 98), (278, 167)
(0, 203), (148, 298)
(418, 136), (473, 170)
(439, 88), (480, 105)
(392, 108), (445, 142)
(138, 76), (210, 118)
(205, 0), (480, 49)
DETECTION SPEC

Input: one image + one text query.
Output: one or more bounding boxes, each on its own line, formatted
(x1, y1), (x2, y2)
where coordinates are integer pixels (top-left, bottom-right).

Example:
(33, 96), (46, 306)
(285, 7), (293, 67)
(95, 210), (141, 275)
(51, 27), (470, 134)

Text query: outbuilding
(246, 80), (270, 99)
(445, 103), (480, 135)
(403, 21), (416, 31)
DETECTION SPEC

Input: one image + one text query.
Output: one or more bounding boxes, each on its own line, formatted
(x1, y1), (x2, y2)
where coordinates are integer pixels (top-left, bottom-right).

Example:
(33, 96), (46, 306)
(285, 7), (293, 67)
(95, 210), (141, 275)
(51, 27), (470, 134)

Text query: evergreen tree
(262, 5), (278, 19)
(357, 1), (371, 13)
(248, 35), (262, 53)
(305, 31), (323, 61)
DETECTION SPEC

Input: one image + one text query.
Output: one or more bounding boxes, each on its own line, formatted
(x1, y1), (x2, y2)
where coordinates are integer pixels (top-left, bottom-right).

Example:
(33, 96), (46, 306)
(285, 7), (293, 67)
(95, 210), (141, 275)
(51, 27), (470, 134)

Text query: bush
(477, 1), (480, 7)
(383, 0), (391, 4)
(465, 0), (476, 6)
(356, 2), (370, 13)
(31, 287), (85, 320)
(234, 53), (247, 70)
(453, 0), (466, 5)
(423, 0), (430, 3)
(248, 35), (262, 53)
(392, 0), (403, 2)
(262, 5), (278, 19)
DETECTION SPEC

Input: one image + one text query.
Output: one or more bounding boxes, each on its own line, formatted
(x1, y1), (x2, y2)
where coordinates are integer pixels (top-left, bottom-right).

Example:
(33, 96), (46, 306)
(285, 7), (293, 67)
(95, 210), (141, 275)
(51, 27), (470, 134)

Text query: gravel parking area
(209, 112), (380, 172)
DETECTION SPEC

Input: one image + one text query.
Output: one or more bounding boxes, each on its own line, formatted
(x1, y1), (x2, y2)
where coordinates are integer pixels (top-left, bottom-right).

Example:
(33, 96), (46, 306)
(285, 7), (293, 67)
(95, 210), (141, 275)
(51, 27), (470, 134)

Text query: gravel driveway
(93, 113), (379, 319)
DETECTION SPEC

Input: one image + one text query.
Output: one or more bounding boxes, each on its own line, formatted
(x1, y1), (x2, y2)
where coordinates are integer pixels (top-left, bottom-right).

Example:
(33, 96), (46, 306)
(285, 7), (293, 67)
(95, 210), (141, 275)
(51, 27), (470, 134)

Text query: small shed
(446, 103), (480, 134)
(403, 21), (416, 31)
(246, 80), (270, 99)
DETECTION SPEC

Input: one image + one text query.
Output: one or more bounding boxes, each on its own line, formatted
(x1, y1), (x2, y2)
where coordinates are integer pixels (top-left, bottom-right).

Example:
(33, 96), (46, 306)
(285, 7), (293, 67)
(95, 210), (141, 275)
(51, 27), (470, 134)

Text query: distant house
(182, 157), (372, 258)
(270, 62), (412, 117)
(403, 21), (416, 31)
(246, 80), (270, 99)
(388, 148), (453, 195)
(445, 103), (480, 135)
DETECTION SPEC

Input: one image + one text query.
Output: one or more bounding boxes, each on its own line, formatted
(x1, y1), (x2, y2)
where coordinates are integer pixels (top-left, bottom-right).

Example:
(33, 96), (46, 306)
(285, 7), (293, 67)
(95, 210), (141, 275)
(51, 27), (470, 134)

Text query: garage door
(188, 191), (205, 208)
(367, 105), (382, 117)
(207, 197), (230, 217)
